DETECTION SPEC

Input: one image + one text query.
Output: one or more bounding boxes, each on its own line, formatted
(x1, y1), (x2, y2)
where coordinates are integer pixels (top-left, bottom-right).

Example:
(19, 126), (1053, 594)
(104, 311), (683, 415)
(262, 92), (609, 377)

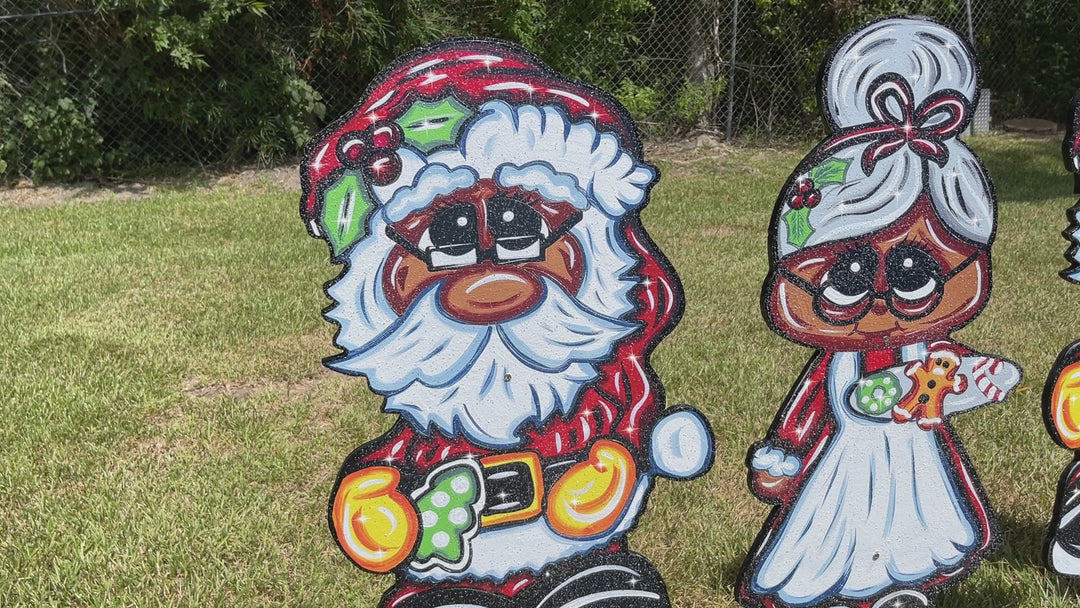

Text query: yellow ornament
(1051, 361), (1080, 449)
(331, 467), (419, 572)
(547, 440), (637, 538)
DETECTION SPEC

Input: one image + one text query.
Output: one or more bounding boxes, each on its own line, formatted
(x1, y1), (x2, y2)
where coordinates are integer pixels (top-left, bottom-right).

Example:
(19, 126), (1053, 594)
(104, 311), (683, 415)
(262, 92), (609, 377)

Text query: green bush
(3, 0), (1070, 180)
(0, 15), (108, 181)
(1, 0), (324, 181)
(1, 50), (105, 181)
(615, 78), (662, 121)
(0, 0), (657, 182)
(673, 77), (725, 127)
(976, 0), (1080, 123)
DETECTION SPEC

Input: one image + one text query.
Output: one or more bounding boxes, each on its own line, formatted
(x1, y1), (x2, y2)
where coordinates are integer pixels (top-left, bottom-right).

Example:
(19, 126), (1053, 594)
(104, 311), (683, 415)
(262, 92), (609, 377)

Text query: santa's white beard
(328, 276), (638, 447)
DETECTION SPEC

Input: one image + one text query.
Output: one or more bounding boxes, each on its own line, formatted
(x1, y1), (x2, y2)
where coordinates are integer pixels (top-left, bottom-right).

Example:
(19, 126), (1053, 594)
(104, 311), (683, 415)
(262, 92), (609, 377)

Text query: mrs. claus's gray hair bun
(775, 17), (995, 259)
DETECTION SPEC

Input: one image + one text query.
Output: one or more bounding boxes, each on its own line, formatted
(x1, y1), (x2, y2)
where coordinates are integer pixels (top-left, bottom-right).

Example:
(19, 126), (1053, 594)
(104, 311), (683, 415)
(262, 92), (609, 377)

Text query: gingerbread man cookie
(892, 349), (964, 429)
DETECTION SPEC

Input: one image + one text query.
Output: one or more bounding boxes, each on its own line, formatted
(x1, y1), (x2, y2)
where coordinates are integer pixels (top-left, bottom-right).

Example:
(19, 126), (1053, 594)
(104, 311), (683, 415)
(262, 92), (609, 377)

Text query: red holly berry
(336, 131), (368, 168)
(790, 176), (821, 210)
(370, 121), (403, 150)
(367, 150), (402, 186)
(796, 177), (812, 195)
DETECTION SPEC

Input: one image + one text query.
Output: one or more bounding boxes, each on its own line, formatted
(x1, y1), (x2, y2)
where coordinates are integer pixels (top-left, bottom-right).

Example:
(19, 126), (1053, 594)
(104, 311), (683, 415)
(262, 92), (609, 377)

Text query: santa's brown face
(765, 200), (990, 351)
(382, 179), (585, 324)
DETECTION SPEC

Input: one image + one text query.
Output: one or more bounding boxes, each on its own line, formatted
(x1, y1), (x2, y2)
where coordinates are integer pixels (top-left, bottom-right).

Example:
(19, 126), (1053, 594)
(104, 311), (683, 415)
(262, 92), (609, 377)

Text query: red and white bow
(824, 74), (968, 174)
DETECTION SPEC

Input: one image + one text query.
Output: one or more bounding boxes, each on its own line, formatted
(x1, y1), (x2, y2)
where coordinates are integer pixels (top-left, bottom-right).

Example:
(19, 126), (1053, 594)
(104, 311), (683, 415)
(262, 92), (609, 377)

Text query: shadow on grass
(997, 513), (1080, 595)
(941, 513), (1080, 607)
(998, 513), (1051, 570)
(971, 135), (1074, 204)
(720, 554), (744, 592)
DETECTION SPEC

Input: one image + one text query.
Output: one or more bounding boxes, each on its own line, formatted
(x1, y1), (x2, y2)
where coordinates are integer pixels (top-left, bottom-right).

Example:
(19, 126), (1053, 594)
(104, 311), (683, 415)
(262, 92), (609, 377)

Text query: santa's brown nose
(382, 234), (585, 324)
(438, 266), (542, 324)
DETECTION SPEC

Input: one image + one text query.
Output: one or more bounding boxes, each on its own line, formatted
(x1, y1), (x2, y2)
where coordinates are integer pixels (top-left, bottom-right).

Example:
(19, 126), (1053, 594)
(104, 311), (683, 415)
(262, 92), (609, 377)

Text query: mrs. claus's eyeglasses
(779, 243), (982, 326)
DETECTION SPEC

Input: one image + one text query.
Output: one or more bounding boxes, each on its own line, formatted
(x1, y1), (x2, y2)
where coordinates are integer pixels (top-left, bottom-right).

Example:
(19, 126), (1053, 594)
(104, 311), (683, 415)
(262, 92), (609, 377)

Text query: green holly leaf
(394, 96), (473, 153)
(809, 157), (851, 186)
(784, 207), (814, 248)
(320, 172), (374, 258)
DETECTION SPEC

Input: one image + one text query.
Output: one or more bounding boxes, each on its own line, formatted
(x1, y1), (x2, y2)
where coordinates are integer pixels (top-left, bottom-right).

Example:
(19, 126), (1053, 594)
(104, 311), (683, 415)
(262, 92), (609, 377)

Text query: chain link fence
(1, 0), (1077, 181)
(565, 0), (1080, 142)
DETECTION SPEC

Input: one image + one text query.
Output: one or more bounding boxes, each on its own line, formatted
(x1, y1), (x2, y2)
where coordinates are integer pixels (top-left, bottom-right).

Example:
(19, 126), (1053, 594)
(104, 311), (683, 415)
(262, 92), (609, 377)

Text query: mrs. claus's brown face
(764, 200), (990, 351)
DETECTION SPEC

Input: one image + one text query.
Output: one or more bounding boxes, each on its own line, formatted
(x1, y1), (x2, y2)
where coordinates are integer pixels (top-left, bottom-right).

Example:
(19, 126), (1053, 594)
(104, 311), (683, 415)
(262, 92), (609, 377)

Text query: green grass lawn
(3, 134), (1080, 607)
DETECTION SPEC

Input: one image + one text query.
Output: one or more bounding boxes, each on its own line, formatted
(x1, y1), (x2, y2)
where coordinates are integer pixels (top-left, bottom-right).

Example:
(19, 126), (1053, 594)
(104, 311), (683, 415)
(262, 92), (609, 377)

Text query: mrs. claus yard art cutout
(1043, 89), (1080, 577)
(737, 17), (1021, 608)
(298, 39), (713, 608)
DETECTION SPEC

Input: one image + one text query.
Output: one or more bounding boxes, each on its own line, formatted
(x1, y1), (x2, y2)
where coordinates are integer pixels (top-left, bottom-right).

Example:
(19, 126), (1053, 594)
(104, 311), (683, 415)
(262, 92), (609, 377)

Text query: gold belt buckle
(479, 451), (544, 527)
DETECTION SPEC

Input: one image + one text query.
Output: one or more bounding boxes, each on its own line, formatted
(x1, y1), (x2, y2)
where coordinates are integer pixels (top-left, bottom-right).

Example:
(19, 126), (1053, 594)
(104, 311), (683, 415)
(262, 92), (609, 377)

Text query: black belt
(477, 451), (582, 528)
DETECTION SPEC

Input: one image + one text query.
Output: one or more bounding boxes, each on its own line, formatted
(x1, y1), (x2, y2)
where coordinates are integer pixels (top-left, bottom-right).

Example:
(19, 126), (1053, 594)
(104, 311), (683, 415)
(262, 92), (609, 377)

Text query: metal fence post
(726, 0), (739, 141)
(966, 0), (975, 43)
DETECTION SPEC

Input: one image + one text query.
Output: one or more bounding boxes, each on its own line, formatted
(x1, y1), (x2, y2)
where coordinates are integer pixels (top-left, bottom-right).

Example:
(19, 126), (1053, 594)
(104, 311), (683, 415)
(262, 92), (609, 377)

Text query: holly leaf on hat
(784, 207), (814, 248)
(320, 172), (375, 258)
(394, 96), (473, 153)
(809, 157), (850, 187)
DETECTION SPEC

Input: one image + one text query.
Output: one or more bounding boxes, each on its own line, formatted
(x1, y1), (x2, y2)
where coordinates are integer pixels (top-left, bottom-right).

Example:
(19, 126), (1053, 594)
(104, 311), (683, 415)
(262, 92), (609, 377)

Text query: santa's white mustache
(327, 277), (638, 446)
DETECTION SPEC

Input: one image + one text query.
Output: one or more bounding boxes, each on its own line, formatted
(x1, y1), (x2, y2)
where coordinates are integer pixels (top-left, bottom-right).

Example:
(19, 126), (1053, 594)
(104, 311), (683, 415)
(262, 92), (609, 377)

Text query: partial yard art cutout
(299, 38), (714, 608)
(1044, 90), (1080, 577)
(1062, 89), (1080, 285)
(737, 17), (1022, 608)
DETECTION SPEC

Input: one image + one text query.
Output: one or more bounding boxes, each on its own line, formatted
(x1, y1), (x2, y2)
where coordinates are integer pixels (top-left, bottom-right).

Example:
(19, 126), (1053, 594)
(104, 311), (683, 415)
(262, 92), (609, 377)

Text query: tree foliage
(0, 0), (1074, 181)
(0, 0), (658, 181)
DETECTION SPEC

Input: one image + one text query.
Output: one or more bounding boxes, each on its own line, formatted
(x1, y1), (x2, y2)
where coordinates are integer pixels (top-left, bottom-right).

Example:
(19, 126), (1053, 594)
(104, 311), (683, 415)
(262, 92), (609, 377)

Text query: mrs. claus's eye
(886, 245), (942, 302)
(821, 247), (877, 306)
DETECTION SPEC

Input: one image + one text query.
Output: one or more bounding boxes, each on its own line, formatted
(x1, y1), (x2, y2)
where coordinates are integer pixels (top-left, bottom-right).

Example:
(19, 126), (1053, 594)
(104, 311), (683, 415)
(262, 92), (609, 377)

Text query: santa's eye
(487, 195), (546, 263)
(886, 245), (942, 302)
(425, 204), (479, 269)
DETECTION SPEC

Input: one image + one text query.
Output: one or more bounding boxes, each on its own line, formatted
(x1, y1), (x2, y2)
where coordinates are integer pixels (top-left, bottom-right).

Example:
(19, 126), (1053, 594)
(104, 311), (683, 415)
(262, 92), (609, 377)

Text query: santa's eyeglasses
(387, 195), (581, 271)
(778, 243), (982, 326)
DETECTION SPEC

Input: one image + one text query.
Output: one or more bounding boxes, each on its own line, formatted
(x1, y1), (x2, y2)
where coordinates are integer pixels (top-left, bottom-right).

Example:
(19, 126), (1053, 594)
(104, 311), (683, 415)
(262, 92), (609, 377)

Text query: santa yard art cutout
(737, 17), (1022, 608)
(1043, 89), (1080, 577)
(299, 38), (713, 608)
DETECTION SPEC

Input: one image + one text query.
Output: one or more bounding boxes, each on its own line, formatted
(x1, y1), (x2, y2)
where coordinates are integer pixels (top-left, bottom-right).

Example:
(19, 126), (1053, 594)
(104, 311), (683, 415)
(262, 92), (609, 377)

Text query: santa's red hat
(299, 38), (651, 259)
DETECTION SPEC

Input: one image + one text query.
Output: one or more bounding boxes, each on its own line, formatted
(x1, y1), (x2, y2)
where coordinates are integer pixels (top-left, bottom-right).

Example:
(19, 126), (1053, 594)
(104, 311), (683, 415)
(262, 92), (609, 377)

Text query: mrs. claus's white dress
(750, 342), (1018, 606)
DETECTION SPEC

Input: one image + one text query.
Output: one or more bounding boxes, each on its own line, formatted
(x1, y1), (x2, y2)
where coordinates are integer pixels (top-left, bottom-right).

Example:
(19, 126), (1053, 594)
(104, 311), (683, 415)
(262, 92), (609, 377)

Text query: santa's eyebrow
(429, 195), (477, 214)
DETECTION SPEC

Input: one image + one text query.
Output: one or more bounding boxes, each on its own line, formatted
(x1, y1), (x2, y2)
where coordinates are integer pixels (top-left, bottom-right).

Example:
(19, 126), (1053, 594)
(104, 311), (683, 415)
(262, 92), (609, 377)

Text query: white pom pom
(650, 409), (713, 479)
